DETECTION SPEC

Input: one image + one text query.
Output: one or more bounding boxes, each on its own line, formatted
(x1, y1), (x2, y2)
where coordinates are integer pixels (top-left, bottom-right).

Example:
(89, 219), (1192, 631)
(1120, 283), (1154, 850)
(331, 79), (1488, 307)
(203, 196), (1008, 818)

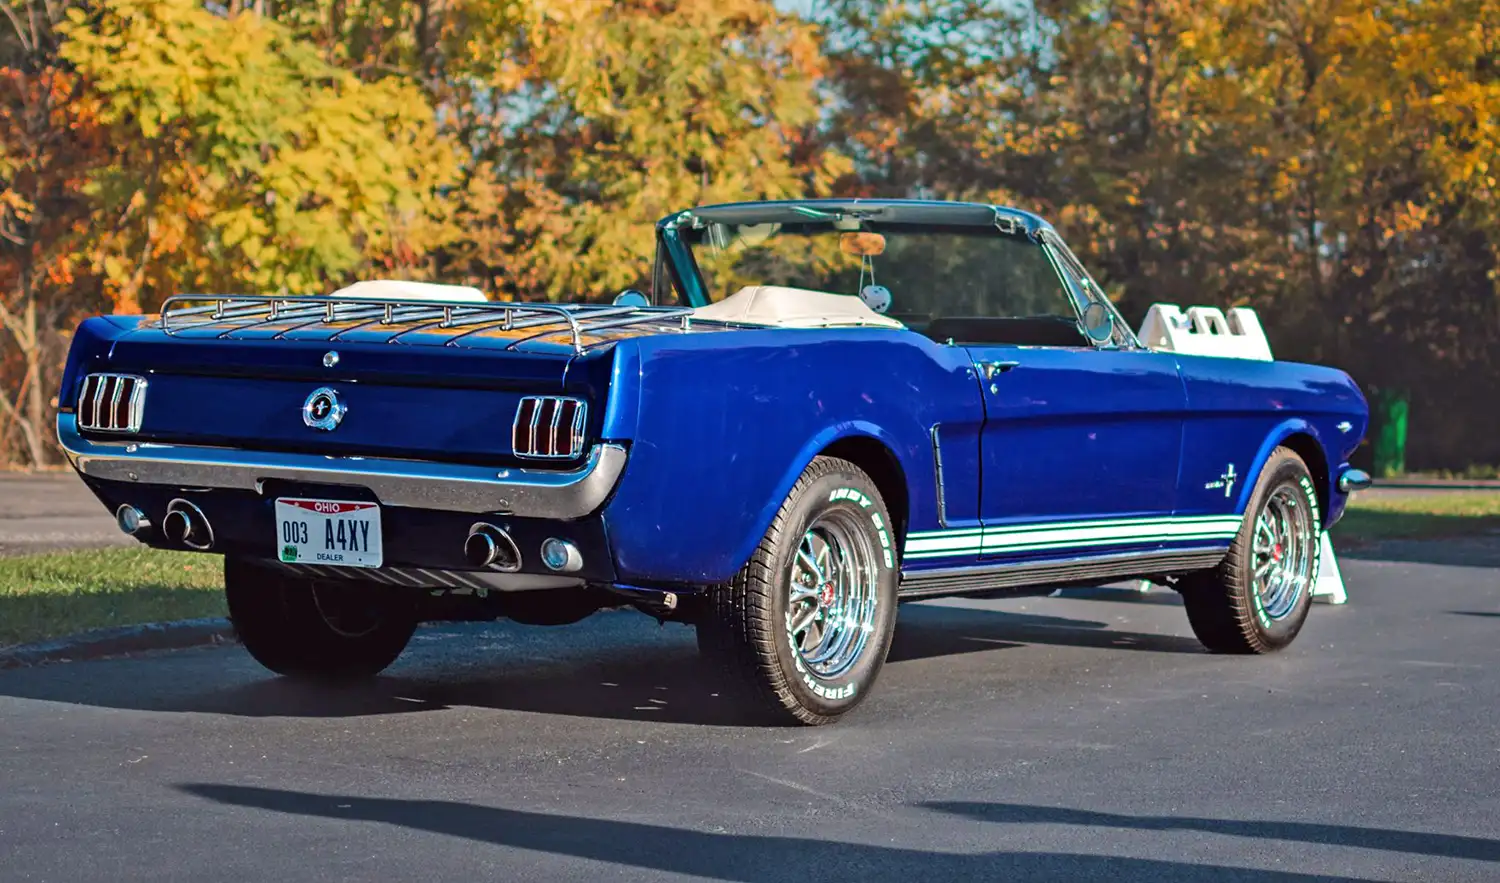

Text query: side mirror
(1081, 301), (1115, 343)
(613, 289), (650, 308)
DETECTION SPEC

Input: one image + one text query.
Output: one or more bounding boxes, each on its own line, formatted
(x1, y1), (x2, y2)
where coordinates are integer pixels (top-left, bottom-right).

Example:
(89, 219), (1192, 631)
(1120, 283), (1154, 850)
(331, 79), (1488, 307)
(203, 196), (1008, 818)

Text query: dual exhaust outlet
(466, 523), (583, 573)
(117, 499), (214, 550)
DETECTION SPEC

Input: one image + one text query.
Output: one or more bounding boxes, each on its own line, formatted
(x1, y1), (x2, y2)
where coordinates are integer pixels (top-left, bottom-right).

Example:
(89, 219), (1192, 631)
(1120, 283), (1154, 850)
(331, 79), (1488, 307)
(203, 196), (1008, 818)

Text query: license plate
(274, 498), (383, 568)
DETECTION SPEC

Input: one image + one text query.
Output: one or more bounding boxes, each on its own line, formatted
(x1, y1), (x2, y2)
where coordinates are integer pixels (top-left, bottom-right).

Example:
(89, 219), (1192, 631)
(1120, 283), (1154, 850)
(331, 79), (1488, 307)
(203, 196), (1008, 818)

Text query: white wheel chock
(1131, 533), (1349, 603)
(1311, 532), (1347, 604)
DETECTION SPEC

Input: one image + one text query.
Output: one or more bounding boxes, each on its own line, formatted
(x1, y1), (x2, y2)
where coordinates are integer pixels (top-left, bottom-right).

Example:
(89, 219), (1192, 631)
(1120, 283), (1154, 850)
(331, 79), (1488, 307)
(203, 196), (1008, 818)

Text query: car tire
(225, 557), (418, 679)
(1179, 447), (1322, 654)
(696, 455), (900, 725)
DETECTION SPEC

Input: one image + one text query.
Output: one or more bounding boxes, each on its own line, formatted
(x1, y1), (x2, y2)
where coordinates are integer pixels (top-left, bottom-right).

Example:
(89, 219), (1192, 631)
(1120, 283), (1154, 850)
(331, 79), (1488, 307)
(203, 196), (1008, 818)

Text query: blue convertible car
(58, 199), (1370, 724)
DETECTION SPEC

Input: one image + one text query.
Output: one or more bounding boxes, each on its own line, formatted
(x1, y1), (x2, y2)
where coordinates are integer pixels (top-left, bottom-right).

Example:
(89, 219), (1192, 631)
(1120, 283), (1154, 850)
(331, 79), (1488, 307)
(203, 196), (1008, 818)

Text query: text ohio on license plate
(275, 498), (383, 568)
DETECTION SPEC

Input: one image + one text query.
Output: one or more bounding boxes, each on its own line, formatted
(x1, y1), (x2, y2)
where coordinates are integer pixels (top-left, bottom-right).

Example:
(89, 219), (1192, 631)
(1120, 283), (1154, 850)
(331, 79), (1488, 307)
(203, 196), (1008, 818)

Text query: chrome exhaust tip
(164, 499), (214, 550)
(115, 504), (150, 536)
(465, 523), (521, 572)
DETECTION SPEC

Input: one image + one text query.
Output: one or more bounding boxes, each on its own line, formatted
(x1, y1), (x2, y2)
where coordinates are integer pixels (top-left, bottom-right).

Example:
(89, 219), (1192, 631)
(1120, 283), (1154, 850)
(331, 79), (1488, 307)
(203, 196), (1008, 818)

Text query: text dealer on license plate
(275, 498), (383, 568)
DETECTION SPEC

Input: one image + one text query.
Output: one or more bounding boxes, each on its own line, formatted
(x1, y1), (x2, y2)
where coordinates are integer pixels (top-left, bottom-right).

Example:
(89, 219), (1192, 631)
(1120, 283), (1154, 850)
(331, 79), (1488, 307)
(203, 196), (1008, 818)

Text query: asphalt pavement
(0, 473), (132, 555)
(2, 537), (1498, 882)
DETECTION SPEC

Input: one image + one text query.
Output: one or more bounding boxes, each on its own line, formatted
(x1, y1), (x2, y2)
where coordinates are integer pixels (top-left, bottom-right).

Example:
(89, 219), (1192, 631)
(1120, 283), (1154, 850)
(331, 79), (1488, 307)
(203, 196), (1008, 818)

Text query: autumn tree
(0, 0), (102, 466)
(58, 0), (458, 309)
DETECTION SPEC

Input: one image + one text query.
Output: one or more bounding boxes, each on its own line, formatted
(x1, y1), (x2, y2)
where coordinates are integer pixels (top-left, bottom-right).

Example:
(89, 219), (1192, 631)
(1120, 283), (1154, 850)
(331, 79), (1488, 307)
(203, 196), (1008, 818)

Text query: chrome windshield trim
(57, 413), (626, 520)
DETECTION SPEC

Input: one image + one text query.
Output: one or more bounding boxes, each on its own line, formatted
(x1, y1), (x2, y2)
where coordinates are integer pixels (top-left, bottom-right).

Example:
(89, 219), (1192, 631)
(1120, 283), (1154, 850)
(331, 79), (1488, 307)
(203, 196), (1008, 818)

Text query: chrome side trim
(930, 424), (949, 528)
(898, 545), (1227, 599)
(57, 413), (627, 519)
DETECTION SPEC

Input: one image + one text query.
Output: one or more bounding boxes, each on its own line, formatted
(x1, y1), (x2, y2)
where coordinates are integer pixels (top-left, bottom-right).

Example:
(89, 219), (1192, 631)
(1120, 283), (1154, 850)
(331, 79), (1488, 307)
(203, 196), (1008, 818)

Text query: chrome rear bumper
(57, 413), (626, 519)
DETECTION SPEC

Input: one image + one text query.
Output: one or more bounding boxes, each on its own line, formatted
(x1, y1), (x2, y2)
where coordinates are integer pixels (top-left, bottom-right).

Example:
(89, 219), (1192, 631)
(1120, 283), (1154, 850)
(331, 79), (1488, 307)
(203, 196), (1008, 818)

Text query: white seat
(692, 285), (904, 329)
(328, 280), (488, 303)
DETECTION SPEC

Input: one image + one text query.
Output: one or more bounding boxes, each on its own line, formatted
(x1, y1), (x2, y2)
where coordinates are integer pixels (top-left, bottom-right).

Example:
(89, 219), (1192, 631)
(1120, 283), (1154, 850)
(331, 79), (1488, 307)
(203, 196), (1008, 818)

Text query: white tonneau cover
(693, 285), (904, 329)
(329, 280), (488, 303)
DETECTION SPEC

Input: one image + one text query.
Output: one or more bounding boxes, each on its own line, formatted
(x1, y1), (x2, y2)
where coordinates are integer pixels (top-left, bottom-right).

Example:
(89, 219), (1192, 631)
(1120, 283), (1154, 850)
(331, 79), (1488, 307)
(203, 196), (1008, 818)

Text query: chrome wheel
(785, 509), (880, 680)
(1251, 485), (1315, 621)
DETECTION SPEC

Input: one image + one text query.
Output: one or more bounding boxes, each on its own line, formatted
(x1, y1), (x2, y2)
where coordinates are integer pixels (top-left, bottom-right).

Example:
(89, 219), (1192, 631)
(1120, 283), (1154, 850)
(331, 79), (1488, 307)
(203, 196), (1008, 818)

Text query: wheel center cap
(821, 582), (835, 606)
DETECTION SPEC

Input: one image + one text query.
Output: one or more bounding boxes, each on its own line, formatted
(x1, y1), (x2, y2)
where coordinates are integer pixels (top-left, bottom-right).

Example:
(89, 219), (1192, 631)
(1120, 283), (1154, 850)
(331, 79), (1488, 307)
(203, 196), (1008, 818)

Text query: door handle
(980, 360), (1020, 379)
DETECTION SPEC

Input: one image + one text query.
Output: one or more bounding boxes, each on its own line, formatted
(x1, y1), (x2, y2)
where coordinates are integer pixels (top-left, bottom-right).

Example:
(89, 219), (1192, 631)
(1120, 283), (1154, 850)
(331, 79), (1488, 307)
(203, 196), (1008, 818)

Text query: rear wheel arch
(817, 436), (909, 563)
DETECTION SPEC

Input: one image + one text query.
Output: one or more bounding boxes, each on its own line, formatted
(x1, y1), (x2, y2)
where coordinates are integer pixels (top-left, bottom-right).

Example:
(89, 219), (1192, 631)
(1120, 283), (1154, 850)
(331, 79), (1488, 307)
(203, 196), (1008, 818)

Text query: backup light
(540, 538), (583, 573)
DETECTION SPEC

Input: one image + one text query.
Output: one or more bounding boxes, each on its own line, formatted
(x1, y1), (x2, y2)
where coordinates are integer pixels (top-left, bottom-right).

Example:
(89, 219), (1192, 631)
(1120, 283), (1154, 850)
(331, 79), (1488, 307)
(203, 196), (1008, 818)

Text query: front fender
(1235, 417), (1351, 529)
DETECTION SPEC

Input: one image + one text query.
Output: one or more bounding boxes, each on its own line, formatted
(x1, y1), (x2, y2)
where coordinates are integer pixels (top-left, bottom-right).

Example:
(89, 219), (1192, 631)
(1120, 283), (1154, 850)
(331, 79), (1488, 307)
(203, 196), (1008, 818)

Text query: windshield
(681, 220), (1093, 347)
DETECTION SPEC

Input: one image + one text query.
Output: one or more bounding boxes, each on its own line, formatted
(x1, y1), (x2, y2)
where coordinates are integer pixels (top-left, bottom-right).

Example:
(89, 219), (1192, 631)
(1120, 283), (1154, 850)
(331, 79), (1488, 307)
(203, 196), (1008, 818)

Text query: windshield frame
(653, 200), (1141, 351)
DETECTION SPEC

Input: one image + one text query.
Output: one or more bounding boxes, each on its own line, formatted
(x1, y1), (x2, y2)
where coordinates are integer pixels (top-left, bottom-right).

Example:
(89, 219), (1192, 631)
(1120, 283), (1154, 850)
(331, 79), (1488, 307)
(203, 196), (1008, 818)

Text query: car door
(954, 233), (1190, 560)
(967, 344), (1188, 559)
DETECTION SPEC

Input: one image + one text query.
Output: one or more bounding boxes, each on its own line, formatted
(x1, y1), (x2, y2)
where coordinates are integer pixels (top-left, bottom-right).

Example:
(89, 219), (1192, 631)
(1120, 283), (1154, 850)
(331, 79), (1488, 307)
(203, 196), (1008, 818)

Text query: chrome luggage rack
(157, 294), (696, 354)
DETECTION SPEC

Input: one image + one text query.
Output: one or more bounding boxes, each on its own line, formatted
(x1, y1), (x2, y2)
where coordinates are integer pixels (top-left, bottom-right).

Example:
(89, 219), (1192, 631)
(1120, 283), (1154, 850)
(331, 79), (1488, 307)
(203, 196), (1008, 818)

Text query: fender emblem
(1204, 463), (1238, 499)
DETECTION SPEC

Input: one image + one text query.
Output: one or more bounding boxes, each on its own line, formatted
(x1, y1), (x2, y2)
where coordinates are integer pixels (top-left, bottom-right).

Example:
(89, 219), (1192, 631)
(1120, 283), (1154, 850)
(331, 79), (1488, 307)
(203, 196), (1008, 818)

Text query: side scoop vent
(78, 373), (147, 433)
(512, 396), (586, 460)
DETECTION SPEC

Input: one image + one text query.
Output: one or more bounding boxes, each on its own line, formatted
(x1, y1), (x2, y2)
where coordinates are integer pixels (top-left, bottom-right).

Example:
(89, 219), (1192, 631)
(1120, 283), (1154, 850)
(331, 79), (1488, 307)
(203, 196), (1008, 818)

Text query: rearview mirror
(1081, 301), (1115, 343)
(839, 232), (887, 257)
(613, 289), (650, 308)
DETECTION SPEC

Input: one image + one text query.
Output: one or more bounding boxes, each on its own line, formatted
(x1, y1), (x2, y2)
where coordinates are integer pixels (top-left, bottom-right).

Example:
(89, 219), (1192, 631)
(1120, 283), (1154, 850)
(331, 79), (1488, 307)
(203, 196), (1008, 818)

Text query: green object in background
(1372, 389), (1409, 477)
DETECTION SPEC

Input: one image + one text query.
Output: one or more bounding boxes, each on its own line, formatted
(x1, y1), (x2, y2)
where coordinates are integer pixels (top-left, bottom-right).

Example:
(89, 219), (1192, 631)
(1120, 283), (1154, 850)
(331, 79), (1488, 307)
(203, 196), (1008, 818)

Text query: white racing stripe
(905, 514), (1243, 559)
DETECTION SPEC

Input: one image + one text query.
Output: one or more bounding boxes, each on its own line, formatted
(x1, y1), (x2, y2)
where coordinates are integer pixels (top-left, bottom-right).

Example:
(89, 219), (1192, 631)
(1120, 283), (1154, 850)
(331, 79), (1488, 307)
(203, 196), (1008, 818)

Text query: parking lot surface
(2, 538), (1497, 882)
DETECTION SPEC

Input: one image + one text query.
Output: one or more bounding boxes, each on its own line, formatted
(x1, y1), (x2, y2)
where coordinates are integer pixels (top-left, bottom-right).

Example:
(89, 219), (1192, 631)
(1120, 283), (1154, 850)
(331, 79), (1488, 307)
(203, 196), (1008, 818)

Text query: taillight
(77, 373), (147, 433)
(512, 396), (587, 459)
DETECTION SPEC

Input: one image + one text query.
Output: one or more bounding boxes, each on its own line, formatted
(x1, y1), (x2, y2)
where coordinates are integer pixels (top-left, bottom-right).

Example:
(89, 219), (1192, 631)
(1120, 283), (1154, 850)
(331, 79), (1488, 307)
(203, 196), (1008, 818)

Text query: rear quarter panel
(600, 328), (978, 585)
(1175, 354), (1369, 527)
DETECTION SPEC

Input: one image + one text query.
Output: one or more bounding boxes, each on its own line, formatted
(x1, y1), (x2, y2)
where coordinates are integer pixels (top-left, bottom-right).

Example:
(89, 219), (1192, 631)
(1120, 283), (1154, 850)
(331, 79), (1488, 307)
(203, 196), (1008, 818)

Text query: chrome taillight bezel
(77, 373), (148, 433)
(512, 396), (587, 460)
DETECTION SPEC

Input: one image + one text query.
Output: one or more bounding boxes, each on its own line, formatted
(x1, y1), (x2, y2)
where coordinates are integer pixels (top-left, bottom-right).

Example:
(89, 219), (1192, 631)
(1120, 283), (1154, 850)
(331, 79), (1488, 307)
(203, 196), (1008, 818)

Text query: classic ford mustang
(57, 199), (1370, 724)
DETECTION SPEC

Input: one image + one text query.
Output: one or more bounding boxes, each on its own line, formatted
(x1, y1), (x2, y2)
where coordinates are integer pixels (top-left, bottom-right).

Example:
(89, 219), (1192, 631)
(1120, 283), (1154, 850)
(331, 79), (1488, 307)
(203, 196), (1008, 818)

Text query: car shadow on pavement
(177, 783), (1393, 882)
(0, 604), (1203, 726)
(922, 800), (1500, 864)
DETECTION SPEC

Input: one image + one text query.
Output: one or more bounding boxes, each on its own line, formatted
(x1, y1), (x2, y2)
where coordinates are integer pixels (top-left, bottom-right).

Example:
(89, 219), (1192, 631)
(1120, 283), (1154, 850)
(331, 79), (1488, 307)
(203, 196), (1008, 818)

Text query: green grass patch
(1335, 492), (1500, 543)
(0, 547), (224, 649)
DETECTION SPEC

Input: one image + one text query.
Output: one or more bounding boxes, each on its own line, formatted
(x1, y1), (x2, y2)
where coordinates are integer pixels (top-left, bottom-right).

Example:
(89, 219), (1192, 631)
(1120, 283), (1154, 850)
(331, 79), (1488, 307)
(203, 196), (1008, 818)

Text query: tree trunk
(23, 286), (49, 465)
(1, 262), (49, 467)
